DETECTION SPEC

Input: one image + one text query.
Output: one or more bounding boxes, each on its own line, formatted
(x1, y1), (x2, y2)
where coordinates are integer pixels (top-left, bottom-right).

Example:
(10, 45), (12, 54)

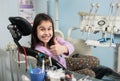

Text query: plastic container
(29, 68), (45, 81)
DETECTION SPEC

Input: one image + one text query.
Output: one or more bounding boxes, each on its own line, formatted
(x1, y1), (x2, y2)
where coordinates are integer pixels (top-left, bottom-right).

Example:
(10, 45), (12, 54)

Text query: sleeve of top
(56, 36), (74, 56)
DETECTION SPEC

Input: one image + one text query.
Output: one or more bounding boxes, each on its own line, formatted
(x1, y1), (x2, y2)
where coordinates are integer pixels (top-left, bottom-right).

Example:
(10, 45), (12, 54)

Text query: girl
(31, 13), (74, 68)
(31, 13), (100, 77)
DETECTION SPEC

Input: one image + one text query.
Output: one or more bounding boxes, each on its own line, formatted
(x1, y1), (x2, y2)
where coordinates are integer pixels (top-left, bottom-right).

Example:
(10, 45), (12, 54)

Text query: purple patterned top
(35, 36), (74, 68)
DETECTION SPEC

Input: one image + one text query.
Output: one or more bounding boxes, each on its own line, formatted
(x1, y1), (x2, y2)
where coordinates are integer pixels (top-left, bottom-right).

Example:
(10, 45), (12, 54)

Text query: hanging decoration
(18, 0), (35, 25)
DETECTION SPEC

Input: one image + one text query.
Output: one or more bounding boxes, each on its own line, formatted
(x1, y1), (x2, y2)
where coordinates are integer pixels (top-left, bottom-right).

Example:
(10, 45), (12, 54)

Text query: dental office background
(0, 0), (120, 71)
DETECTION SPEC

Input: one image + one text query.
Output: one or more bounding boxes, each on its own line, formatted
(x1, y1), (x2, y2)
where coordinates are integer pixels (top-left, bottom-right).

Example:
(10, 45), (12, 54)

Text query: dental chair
(7, 16), (120, 80)
(7, 16), (65, 70)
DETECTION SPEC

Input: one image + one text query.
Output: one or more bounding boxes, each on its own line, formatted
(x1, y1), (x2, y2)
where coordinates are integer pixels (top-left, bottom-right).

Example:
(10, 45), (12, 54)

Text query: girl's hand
(50, 37), (68, 56)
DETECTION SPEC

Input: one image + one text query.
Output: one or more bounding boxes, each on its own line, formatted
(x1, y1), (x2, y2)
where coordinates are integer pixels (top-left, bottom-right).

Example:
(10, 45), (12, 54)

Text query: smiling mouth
(42, 35), (51, 40)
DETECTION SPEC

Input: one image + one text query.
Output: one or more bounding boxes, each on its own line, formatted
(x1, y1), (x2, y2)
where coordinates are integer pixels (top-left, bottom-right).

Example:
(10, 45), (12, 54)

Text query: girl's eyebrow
(38, 25), (52, 28)
(38, 26), (44, 28)
(48, 26), (52, 28)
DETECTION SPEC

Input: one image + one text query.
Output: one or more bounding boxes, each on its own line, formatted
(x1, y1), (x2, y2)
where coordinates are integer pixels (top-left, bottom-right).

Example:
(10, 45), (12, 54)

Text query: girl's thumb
(54, 37), (58, 44)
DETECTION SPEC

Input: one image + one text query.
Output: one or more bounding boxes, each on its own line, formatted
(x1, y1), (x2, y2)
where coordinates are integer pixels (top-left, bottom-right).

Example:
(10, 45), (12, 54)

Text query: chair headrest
(9, 17), (32, 36)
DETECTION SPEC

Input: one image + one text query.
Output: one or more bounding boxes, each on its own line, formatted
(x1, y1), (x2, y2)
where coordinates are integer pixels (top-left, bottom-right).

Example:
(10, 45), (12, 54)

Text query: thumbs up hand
(50, 37), (68, 56)
(53, 36), (58, 45)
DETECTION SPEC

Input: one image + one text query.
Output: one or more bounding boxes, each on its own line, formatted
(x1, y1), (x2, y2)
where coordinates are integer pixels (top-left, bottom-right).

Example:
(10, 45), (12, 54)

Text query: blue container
(29, 68), (45, 81)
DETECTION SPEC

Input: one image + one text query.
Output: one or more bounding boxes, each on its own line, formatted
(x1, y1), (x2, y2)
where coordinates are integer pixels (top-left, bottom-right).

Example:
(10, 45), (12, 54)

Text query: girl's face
(37, 20), (53, 46)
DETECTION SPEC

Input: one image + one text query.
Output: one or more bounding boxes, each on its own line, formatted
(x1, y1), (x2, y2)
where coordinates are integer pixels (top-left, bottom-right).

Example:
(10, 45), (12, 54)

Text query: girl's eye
(48, 27), (52, 30)
(48, 28), (52, 30)
(40, 28), (45, 31)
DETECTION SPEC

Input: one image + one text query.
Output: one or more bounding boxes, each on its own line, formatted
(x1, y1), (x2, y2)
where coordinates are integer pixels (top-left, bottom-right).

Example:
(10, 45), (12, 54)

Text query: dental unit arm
(7, 16), (65, 69)
(79, 3), (120, 47)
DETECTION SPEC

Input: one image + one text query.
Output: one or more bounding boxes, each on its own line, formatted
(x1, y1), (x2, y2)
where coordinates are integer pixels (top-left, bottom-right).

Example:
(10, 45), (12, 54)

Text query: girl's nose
(44, 30), (49, 34)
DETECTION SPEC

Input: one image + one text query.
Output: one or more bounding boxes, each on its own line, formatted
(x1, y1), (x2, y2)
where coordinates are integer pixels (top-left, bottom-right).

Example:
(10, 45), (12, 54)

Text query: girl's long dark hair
(31, 13), (55, 49)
